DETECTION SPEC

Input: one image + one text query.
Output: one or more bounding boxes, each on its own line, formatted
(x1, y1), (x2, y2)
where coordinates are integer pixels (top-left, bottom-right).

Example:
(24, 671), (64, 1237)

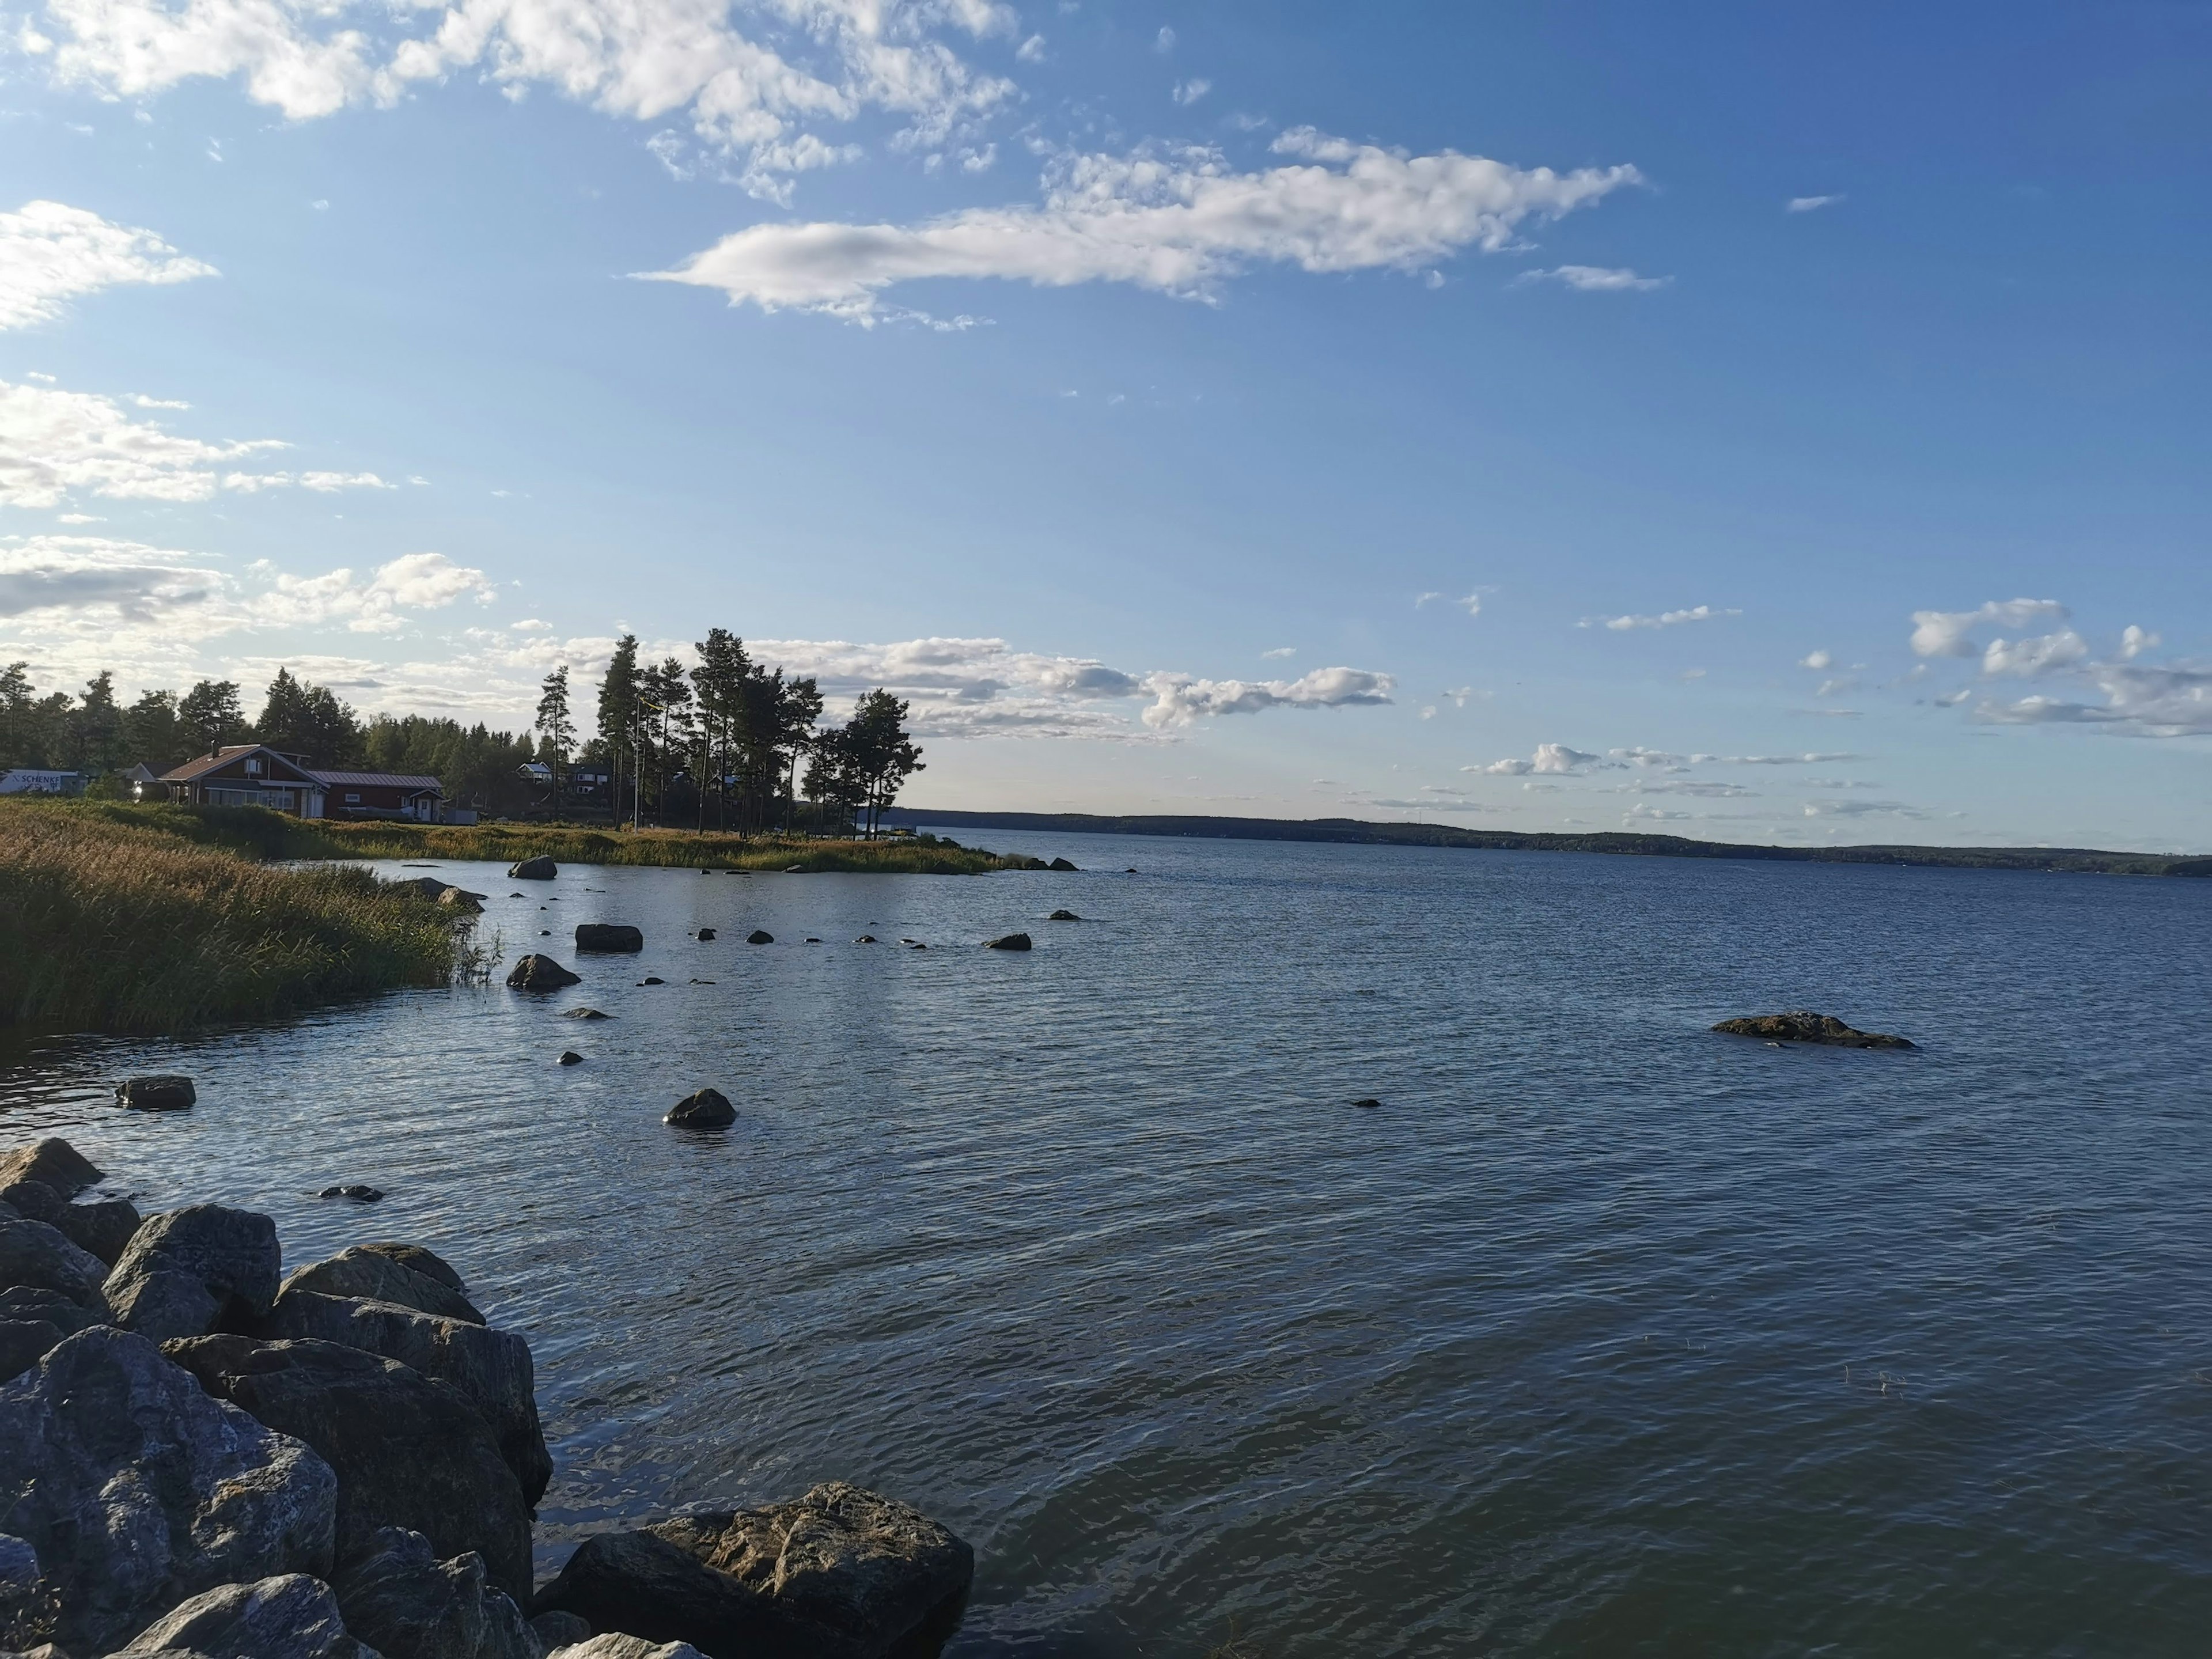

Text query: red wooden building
(157, 745), (446, 821)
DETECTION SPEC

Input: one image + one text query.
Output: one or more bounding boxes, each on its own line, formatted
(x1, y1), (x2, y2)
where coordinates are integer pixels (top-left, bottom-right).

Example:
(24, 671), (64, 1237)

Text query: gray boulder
(533, 1483), (972, 1659)
(282, 1248), (485, 1326)
(355, 1243), (468, 1295)
(506, 956), (582, 991)
(745, 931), (772, 945)
(1047, 858), (1077, 871)
(332, 1527), (536, 1659)
(0, 1181), (61, 1225)
(163, 1336), (533, 1603)
(547, 1639), (708, 1659)
(0, 1139), (101, 1198)
(438, 888), (484, 915)
(105, 1206), (281, 1341)
(1046, 910), (1080, 922)
(57, 1197), (141, 1267)
(0, 1219), (108, 1309)
(574, 925), (643, 953)
(0, 1285), (109, 1381)
(111, 1574), (369, 1658)
(115, 1075), (196, 1112)
(509, 857), (558, 880)
(983, 933), (1032, 951)
(664, 1090), (734, 1130)
(0, 1327), (336, 1654)
(258, 1290), (551, 1505)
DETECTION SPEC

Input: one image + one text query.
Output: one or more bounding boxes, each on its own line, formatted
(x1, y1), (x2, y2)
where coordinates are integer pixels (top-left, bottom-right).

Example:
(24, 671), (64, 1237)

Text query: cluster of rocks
(0, 1137), (973, 1659)
(1711, 1011), (1915, 1049)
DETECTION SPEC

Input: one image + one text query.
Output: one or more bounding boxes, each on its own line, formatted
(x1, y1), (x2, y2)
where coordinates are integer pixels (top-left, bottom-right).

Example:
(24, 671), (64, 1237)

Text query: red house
(159, 746), (329, 816)
(311, 768), (446, 821)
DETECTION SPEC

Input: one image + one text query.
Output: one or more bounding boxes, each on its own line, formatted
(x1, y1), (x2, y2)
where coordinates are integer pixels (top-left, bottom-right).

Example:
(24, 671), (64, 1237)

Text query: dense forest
(0, 633), (922, 833)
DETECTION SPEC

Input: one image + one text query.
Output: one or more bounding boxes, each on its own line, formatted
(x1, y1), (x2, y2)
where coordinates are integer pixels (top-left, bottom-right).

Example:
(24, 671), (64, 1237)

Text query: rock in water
(282, 1247), (484, 1325)
(783, 865), (805, 874)
(559, 1051), (584, 1067)
(0, 1327), (338, 1655)
(746, 930), (774, 945)
(257, 1289), (552, 1506)
(104, 1205), (281, 1342)
(115, 1074), (197, 1112)
(317, 1185), (385, 1203)
(509, 856), (558, 880)
(110, 1574), (369, 1658)
(1048, 858), (1078, 871)
(983, 933), (1032, 951)
(665, 1090), (735, 1129)
(1353, 1098), (1381, 1110)
(0, 1138), (102, 1198)
(507, 955), (582, 991)
(575, 925), (645, 953)
(438, 887), (484, 914)
(533, 1483), (972, 1659)
(696, 927), (716, 941)
(334, 1526), (537, 1659)
(562, 1007), (612, 1020)
(162, 1335), (534, 1603)
(1711, 1012), (1915, 1050)
(854, 935), (877, 944)
(1047, 911), (1080, 922)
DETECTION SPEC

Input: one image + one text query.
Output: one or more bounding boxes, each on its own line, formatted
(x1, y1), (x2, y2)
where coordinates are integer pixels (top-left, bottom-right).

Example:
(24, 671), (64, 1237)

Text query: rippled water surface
(7, 832), (2211, 1656)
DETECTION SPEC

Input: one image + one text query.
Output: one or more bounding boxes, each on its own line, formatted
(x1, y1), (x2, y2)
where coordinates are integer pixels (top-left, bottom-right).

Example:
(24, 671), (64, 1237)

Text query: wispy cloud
(1786, 194), (1844, 213)
(1582, 604), (1739, 631)
(0, 200), (215, 331)
(1172, 78), (1210, 105)
(1516, 264), (1669, 292)
(648, 130), (1643, 319)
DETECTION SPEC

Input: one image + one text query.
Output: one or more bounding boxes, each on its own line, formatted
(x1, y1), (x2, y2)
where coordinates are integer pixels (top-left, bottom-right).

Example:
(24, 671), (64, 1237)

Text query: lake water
(6, 831), (2211, 1656)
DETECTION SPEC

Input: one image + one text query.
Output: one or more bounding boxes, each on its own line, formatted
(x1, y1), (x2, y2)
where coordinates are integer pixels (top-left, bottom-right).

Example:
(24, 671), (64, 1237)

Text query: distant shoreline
(886, 809), (2212, 878)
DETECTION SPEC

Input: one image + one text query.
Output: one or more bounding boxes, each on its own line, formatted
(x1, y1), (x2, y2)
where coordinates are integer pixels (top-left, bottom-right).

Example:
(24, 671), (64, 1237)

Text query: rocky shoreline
(0, 1135), (973, 1659)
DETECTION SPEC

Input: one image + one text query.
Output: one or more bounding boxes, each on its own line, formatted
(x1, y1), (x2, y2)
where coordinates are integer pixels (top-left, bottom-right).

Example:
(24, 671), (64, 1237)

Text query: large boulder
(332, 1527), (537, 1659)
(1047, 858), (1078, 872)
(983, 933), (1032, 952)
(111, 1574), (369, 1658)
(258, 1290), (551, 1505)
(3, 1181), (143, 1267)
(533, 1483), (972, 1659)
(548, 1639), (709, 1659)
(0, 1219), (109, 1309)
(439, 888), (484, 915)
(665, 1090), (734, 1130)
(0, 1285), (109, 1381)
(575, 925), (645, 953)
(116, 1075), (196, 1112)
(509, 857), (558, 880)
(163, 1336), (533, 1603)
(1711, 1011), (1915, 1049)
(0, 1139), (101, 1199)
(507, 955), (582, 991)
(282, 1248), (485, 1326)
(357, 1242), (469, 1295)
(0, 1327), (337, 1654)
(104, 1206), (281, 1342)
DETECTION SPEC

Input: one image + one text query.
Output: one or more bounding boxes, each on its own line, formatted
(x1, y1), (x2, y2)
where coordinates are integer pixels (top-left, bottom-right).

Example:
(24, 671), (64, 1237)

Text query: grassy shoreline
(1, 802), (1044, 1035)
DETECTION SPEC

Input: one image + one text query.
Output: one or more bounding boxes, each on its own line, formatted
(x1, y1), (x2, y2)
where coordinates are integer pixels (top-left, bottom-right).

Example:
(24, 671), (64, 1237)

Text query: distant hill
(882, 809), (2212, 878)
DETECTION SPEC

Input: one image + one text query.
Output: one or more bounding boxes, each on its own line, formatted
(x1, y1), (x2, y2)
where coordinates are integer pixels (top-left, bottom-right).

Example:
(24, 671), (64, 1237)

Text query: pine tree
(177, 680), (247, 759)
(596, 635), (641, 825)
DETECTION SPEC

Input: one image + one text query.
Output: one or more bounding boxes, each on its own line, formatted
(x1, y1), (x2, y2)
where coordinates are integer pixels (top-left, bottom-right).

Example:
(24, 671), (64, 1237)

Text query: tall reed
(0, 804), (461, 1035)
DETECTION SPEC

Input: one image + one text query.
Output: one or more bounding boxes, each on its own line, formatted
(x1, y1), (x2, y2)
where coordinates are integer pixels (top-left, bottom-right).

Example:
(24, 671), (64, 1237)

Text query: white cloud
(1802, 799), (1923, 819)
(2119, 624), (2159, 660)
(1260, 645), (1295, 658)
(0, 199), (215, 331)
(1712, 752), (1855, 765)
(647, 130), (1643, 318)
(1015, 33), (1044, 62)
(1799, 649), (1832, 670)
(1908, 597), (2067, 658)
(29, 0), (1017, 196)
(1141, 664), (1393, 727)
(1980, 628), (2086, 677)
(1977, 664), (2212, 736)
(1478, 741), (1599, 775)
(1586, 604), (1738, 631)
(1517, 264), (1669, 292)
(1154, 25), (1175, 52)
(1786, 194), (1843, 213)
(1171, 77), (1209, 105)
(0, 377), (395, 507)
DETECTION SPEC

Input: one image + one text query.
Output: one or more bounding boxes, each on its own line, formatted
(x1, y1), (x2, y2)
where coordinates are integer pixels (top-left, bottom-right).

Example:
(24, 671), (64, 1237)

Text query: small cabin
(312, 769), (446, 822)
(159, 747), (327, 816)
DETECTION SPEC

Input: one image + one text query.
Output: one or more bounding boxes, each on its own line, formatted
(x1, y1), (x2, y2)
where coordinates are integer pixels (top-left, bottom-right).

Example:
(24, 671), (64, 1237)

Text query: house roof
(160, 745), (323, 786)
(312, 770), (444, 793)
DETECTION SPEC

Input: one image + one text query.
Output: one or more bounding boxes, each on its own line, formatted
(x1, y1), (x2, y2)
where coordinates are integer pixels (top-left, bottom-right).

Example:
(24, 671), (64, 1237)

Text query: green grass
(47, 801), (1037, 873)
(0, 802), (464, 1035)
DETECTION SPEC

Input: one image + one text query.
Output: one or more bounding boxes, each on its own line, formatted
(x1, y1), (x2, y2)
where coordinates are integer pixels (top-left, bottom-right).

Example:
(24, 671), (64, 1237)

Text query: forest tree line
(0, 632), (922, 834)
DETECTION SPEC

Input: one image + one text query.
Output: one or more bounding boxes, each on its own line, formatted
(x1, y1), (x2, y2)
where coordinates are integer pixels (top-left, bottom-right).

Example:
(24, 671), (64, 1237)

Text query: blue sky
(2, 1), (2207, 847)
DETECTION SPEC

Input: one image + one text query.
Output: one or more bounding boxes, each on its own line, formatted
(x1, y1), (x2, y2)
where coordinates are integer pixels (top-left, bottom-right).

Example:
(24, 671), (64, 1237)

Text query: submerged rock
(983, 933), (1032, 952)
(559, 1051), (584, 1067)
(163, 1335), (534, 1603)
(509, 856), (558, 880)
(1712, 1012), (1915, 1050)
(665, 1090), (735, 1130)
(282, 1247), (484, 1325)
(562, 1008), (612, 1021)
(115, 1075), (196, 1112)
(104, 1205), (281, 1343)
(532, 1482), (972, 1659)
(317, 1185), (385, 1203)
(0, 1327), (338, 1655)
(854, 935), (877, 944)
(746, 930), (774, 945)
(255, 1290), (551, 1505)
(576, 925), (645, 954)
(334, 1525), (537, 1659)
(1353, 1098), (1381, 1110)
(111, 1573), (369, 1658)
(507, 956), (582, 991)
(1046, 911), (1080, 922)
(0, 1138), (101, 1198)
